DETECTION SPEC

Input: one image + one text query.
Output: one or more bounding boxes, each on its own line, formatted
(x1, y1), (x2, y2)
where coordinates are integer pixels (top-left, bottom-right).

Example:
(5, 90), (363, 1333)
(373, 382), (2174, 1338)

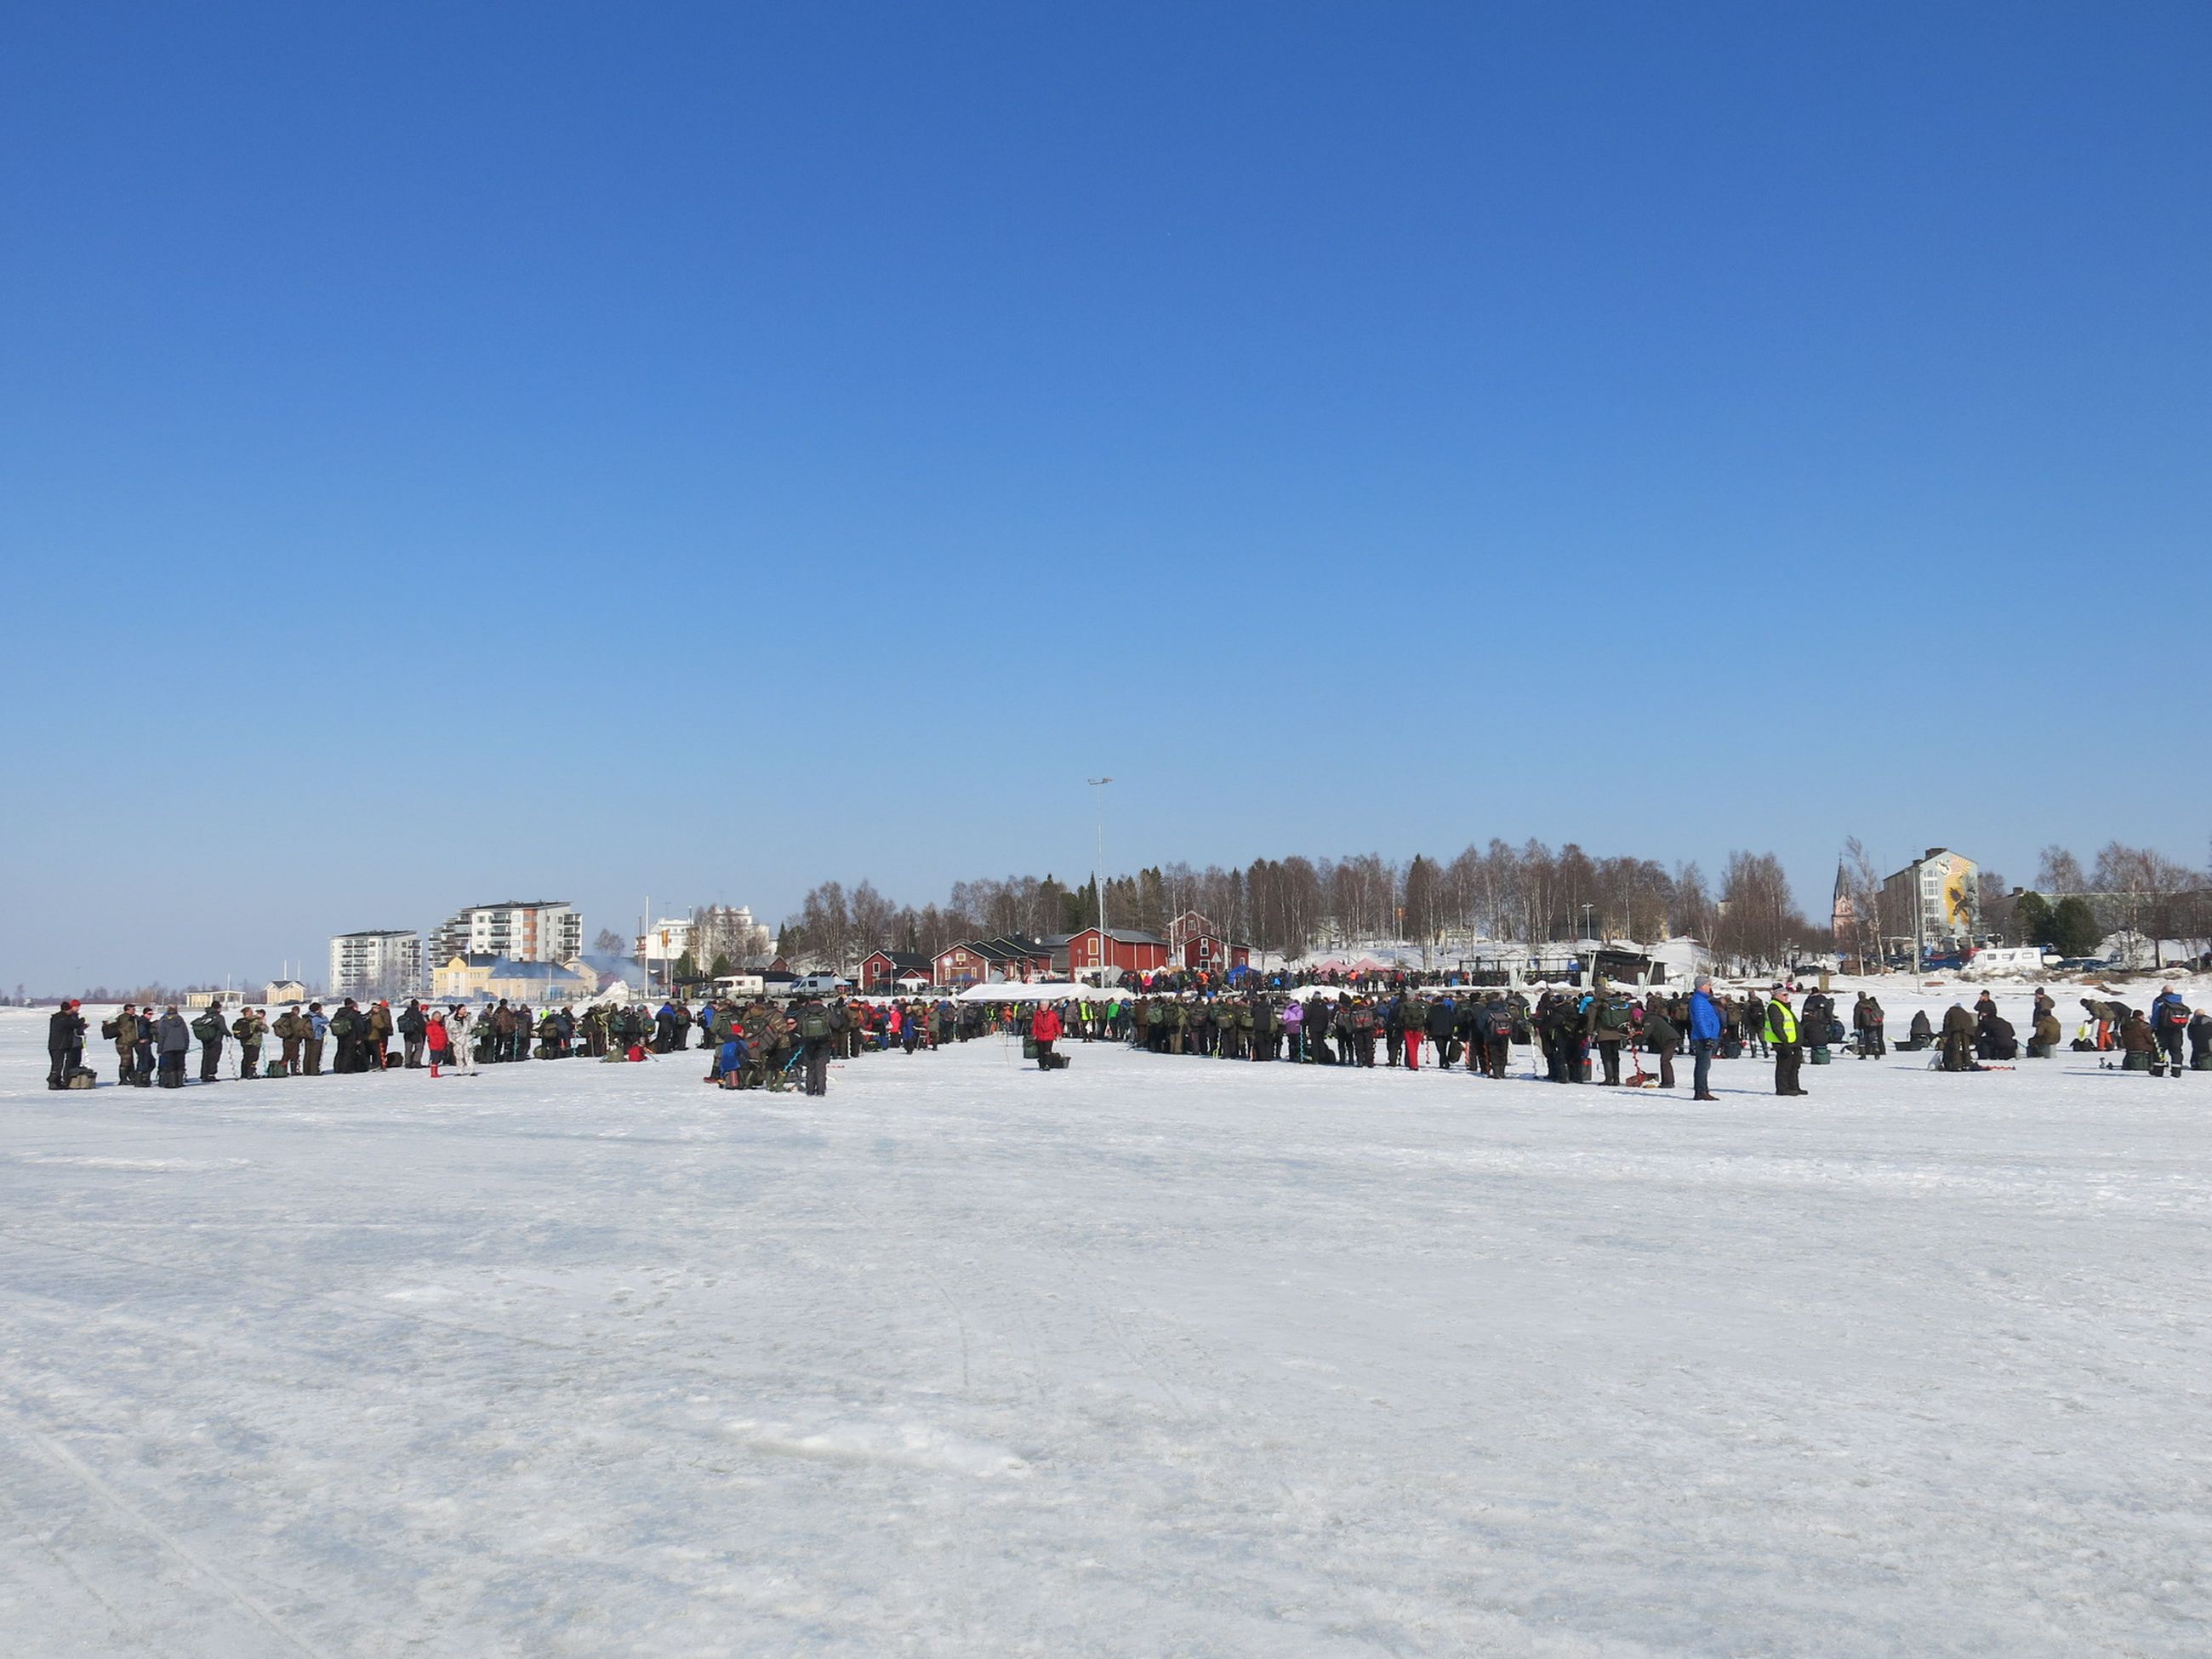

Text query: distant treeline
(782, 841), (1808, 969)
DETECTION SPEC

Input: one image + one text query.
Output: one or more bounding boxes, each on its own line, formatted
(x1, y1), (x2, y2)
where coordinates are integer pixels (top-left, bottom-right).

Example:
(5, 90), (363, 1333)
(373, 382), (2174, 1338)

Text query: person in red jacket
(425, 1010), (450, 1078)
(1031, 1003), (1063, 1068)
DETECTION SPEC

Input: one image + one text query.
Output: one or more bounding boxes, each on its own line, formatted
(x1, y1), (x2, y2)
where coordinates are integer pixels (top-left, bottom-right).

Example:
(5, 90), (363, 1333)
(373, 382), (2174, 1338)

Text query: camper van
(711, 973), (767, 1000)
(1961, 946), (2053, 977)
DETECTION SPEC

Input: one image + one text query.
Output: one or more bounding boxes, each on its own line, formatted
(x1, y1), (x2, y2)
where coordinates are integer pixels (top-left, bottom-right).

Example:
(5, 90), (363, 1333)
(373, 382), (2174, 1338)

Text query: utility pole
(1912, 858), (1925, 978)
(1088, 777), (1112, 982)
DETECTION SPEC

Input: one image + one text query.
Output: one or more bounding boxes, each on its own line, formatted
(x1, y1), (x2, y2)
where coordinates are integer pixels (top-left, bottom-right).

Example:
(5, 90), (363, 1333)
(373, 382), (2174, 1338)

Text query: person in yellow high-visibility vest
(1766, 986), (1805, 1096)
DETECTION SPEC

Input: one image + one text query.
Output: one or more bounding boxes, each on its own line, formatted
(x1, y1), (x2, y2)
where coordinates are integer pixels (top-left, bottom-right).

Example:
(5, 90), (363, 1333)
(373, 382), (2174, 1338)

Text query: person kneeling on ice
(2119, 1011), (2158, 1069)
(1032, 1002), (1063, 1069)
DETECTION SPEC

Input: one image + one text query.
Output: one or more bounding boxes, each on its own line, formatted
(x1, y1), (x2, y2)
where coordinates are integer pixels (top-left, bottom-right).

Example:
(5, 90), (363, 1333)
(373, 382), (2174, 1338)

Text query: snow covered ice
(3, 1004), (2208, 1656)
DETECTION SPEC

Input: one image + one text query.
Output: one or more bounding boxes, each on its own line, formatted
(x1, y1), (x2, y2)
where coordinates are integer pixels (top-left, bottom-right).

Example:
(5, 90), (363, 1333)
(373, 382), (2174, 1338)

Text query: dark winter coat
(48, 1007), (83, 1052)
(157, 1012), (191, 1054)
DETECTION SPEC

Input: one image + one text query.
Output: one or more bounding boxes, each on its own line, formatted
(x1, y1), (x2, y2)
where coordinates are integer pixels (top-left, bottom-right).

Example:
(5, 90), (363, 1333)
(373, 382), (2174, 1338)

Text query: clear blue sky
(3, 3), (2207, 990)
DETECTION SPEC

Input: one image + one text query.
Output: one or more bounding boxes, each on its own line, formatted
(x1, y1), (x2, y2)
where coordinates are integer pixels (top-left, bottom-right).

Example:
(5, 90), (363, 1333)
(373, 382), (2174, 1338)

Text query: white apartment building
(636, 917), (694, 966)
(329, 930), (425, 997)
(429, 901), (583, 966)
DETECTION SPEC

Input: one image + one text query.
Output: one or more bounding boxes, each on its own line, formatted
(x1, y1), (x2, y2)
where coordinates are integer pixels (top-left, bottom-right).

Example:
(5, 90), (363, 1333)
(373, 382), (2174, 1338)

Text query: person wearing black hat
(191, 1000), (229, 1080)
(46, 999), (86, 1088)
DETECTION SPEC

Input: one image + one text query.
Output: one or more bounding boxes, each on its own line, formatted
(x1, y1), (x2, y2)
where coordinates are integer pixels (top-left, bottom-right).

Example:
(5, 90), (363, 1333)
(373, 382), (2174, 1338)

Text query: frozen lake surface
(3, 1007), (2207, 1656)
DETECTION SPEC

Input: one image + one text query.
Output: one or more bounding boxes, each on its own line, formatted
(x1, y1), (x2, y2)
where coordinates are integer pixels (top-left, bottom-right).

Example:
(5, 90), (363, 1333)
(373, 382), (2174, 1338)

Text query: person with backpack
(191, 1001), (230, 1080)
(235, 1006), (271, 1078)
(1586, 982), (1633, 1085)
(1851, 993), (1884, 1058)
(793, 997), (842, 1093)
(397, 1000), (428, 1067)
(46, 1000), (86, 1090)
(131, 1006), (157, 1086)
(1303, 995), (1332, 1063)
(304, 1003), (328, 1075)
(1479, 994), (1514, 1079)
(1400, 995), (1424, 1070)
(1766, 987), (1805, 1096)
(2149, 985), (2191, 1073)
(326, 1000), (358, 1072)
(271, 1005), (305, 1075)
(1349, 998), (1378, 1067)
(1742, 990), (1770, 1058)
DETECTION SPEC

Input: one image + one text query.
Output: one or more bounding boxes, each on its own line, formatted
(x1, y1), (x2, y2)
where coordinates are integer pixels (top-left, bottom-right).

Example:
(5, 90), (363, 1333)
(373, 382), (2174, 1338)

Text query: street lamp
(1088, 777), (1112, 981)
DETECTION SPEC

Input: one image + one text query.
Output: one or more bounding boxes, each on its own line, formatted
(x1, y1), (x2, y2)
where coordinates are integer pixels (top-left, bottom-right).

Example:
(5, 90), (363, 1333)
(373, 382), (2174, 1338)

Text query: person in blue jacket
(1687, 974), (1725, 1101)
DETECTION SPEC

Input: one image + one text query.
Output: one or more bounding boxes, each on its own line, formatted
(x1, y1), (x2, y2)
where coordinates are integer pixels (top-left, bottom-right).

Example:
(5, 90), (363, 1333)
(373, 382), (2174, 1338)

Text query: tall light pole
(1088, 777), (1112, 981)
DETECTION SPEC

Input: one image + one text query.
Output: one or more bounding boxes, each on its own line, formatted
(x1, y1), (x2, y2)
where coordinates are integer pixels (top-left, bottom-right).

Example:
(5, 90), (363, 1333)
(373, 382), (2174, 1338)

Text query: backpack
(799, 1008), (832, 1040)
(2165, 1001), (2192, 1027)
(1598, 996), (1631, 1033)
(1486, 1005), (1514, 1039)
(1352, 1007), (1375, 1033)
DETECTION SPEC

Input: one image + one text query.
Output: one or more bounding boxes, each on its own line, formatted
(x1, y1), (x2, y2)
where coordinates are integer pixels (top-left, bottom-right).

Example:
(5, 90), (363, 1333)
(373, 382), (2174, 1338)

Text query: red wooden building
(1166, 909), (1251, 973)
(1064, 926), (1169, 979)
(857, 949), (934, 992)
(932, 935), (1055, 988)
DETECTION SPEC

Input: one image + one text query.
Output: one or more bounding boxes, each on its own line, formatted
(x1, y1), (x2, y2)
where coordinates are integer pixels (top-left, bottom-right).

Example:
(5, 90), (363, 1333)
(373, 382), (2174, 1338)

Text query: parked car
(2050, 958), (2111, 973)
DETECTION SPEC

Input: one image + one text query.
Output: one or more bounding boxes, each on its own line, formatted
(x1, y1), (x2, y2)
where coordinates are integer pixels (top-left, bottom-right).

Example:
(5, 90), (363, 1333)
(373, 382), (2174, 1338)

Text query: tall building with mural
(1879, 848), (1979, 949)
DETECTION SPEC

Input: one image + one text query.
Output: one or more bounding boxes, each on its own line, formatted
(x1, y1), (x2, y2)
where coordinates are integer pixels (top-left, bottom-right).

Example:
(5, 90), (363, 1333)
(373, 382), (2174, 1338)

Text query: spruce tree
(2048, 897), (2101, 958)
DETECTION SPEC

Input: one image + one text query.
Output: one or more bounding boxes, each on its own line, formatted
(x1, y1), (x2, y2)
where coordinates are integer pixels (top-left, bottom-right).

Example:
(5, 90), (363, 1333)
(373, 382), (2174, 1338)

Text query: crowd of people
(41, 978), (2209, 1097)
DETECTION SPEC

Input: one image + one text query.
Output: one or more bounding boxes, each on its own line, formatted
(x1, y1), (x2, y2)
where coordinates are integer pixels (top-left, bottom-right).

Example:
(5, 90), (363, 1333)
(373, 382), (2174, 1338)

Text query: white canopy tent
(952, 980), (1109, 1005)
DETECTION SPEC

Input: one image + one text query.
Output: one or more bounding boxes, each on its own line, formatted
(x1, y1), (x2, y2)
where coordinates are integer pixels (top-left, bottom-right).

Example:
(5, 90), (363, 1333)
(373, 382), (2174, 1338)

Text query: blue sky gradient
(3, 3), (2207, 989)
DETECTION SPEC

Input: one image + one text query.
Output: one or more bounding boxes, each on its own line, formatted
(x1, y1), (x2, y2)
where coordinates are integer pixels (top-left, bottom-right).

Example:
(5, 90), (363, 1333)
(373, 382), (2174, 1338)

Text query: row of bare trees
(778, 839), (1836, 972)
(2029, 842), (2212, 958)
